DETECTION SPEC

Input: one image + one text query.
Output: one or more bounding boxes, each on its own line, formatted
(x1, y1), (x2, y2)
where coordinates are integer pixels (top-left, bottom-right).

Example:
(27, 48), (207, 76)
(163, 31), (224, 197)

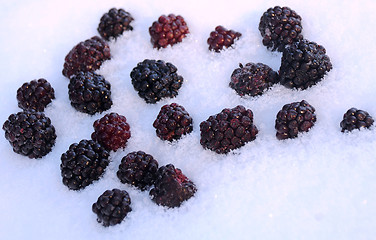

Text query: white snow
(1, 0), (376, 239)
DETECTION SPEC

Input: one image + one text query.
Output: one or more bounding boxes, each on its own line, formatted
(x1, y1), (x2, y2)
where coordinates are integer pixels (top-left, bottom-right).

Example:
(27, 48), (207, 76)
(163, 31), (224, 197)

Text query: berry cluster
(207, 26), (242, 52)
(98, 8), (134, 41)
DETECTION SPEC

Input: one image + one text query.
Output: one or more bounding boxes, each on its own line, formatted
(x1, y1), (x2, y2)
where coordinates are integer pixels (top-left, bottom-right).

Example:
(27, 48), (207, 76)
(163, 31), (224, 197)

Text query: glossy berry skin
(340, 108), (374, 132)
(279, 39), (332, 90)
(91, 113), (131, 151)
(68, 72), (112, 115)
(60, 139), (110, 190)
(153, 103), (193, 141)
(149, 14), (189, 49)
(17, 78), (55, 112)
(230, 63), (279, 97)
(200, 105), (258, 154)
(98, 8), (134, 40)
(117, 151), (159, 191)
(62, 36), (111, 78)
(150, 164), (197, 208)
(259, 6), (303, 52)
(130, 59), (184, 103)
(275, 100), (316, 140)
(2, 111), (56, 159)
(207, 25), (242, 52)
(92, 189), (132, 227)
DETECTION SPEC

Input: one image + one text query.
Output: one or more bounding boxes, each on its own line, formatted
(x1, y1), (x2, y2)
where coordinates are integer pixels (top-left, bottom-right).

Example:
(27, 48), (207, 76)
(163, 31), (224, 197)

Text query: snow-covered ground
(1, 0), (376, 239)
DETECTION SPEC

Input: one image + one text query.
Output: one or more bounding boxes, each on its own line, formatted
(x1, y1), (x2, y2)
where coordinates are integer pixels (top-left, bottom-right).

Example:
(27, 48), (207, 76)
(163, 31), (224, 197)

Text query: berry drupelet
(17, 78), (55, 112)
(207, 25), (242, 52)
(275, 100), (316, 140)
(62, 36), (111, 78)
(117, 151), (159, 191)
(130, 59), (184, 103)
(3, 111), (56, 158)
(200, 105), (258, 154)
(149, 14), (189, 49)
(259, 6), (303, 52)
(60, 139), (110, 190)
(153, 103), (193, 141)
(150, 164), (197, 208)
(68, 71), (112, 115)
(98, 8), (134, 41)
(92, 188), (132, 227)
(229, 63), (279, 97)
(340, 108), (374, 132)
(91, 113), (131, 151)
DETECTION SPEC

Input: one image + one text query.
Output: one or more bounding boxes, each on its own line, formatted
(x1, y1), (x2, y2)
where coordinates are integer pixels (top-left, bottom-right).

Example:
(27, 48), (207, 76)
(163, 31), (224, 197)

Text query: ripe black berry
(207, 25), (242, 52)
(17, 78), (55, 112)
(340, 108), (374, 132)
(98, 8), (134, 40)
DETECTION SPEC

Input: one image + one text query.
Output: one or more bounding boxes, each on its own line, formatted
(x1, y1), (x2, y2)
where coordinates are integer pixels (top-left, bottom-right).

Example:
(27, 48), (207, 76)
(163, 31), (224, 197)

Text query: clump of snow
(1, 0), (376, 239)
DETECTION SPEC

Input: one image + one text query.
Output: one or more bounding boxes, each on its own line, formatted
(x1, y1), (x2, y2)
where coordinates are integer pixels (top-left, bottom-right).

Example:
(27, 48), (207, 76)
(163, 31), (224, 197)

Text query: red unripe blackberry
(259, 6), (303, 52)
(275, 100), (316, 140)
(117, 151), (159, 191)
(340, 108), (374, 132)
(207, 25), (242, 52)
(200, 105), (258, 154)
(98, 8), (134, 41)
(60, 139), (110, 190)
(229, 63), (279, 97)
(62, 36), (111, 78)
(149, 14), (189, 49)
(17, 78), (55, 112)
(92, 188), (132, 227)
(2, 111), (56, 159)
(91, 113), (131, 151)
(150, 164), (197, 208)
(153, 103), (193, 141)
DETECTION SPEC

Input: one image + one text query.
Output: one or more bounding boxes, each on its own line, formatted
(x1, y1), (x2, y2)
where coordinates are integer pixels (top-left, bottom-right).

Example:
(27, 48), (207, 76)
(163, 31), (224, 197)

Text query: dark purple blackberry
(60, 139), (110, 190)
(91, 113), (131, 151)
(2, 111), (56, 158)
(68, 72), (112, 115)
(130, 59), (184, 103)
(207, 25), (242, 52)
(199, 105), (258, 154)
(98, 8), (134, 41)
(153, 103), (193, 141)
(229, 63), (279, 97)
(275, 100), (316, 140)
(62, 36), (111, 78)
(117, 151), (159, 191)
(259, 6), (303, 52)
(279, 39), (332, 90)
(340, 108), (374, 132)
(149, 14), (189, 49)
(150, 164), (196, 208)
(92, 188), (132, 227)
(17, 78), (55, 112)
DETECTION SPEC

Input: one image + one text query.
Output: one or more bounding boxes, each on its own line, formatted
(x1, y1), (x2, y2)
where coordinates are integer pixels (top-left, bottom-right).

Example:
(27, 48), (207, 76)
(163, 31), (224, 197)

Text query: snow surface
(1, 0), (376, 239)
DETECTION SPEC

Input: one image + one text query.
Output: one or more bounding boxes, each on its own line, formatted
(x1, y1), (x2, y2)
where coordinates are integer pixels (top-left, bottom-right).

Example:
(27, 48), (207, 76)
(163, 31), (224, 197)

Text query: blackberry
(149, 14), (189, 49)
(17, 78), (55, 112)
(207, 25), (242, 52)
(98, 8), (134, 41)
(275, 100), (316, 140)
(68, 71), (112, 115)
(130, 59), (184, 103)
(199, 105), (258, 154)
(279, 39), (332, 90)
(60, 139), (110, 190)
(259, 6), (303, 52)
(2, 111), (56, 158)
(229, 63), (279, 97)
(150, 164), (196, 208)
(91, 113), (131, 151)
(153, 103), (193, 141)
(62, 36), (111, 78)
(340, 108), (374, 132)
(117, 151), (159, 191)
(92, 188), (132, 227)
